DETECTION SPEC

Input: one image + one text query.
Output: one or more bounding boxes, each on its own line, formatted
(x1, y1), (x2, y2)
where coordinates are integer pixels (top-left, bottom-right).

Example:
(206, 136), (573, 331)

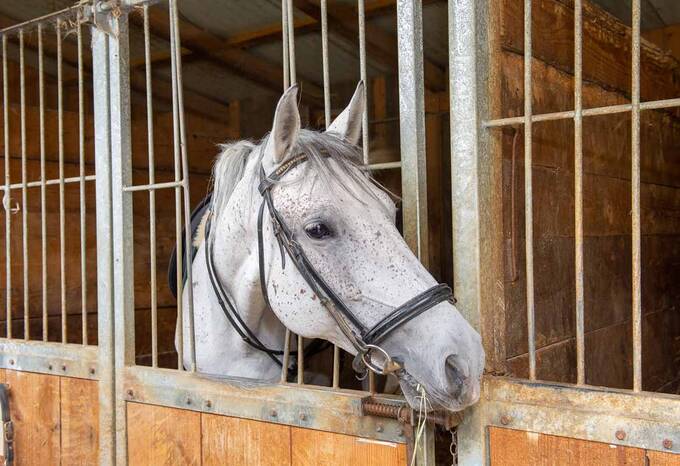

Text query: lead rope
(410, 384), (430, 466)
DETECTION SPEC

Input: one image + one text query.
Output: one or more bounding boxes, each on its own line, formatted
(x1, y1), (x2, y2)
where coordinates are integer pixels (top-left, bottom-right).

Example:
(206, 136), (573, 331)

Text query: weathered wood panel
(290, 427), (407, 466)
(61, 377), (99, 465)
(647, 450), (680, 466)
(127, 402), (201, 466)
(489, 427), (646, 465)
(202, 414), (291, 466)
(5, 370), (61, 466)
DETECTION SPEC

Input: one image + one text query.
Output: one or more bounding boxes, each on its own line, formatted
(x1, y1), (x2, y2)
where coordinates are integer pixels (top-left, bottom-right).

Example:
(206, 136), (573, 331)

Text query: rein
(205, 152), (454, 376)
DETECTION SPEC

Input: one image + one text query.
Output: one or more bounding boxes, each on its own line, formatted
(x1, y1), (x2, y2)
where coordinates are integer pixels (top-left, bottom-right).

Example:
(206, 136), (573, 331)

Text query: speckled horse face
(254, 83), (484, 412)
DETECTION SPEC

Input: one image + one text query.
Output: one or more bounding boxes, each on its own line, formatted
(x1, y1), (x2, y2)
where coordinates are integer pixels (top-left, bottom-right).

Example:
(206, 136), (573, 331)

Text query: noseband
(204, 152), (454, 376)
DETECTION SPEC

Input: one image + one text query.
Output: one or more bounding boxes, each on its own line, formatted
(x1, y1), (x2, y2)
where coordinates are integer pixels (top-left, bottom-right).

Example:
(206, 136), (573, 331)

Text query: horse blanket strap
(0, 384), (14, 466)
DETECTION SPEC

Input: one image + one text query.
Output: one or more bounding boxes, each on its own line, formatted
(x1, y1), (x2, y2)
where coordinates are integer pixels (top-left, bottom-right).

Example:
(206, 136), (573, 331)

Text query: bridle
(204, 151), (454, 376)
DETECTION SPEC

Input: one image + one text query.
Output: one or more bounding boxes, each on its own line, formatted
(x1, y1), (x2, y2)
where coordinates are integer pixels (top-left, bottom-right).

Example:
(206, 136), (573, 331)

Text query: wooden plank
(5, 370), (60, 466)
(291, 427), (407, 466)
(201, 414), (291, 466)
(489, 427), (646, 465)
(60, 377), (99, 465)
(127, 402), (201, 466)
(647, 450), (680, 466)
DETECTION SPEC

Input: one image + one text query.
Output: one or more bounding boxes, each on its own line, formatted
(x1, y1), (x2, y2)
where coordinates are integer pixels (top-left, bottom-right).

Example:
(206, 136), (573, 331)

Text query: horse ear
(326, 81), (364, 146)
(264, 84), (301, 164)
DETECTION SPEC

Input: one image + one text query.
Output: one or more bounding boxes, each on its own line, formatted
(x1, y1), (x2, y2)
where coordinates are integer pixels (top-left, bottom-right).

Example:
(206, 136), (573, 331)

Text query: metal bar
(574, 0), (585, 385)
(19, 29), (29, 340)
(78, 15), (88, 345)
(169, 0), (197, 372)
(358, 0), (370, 165)
(281, 0), (290, 89)
(631, 0), (642, 393)
(0, 5), (84, 36)
(396, 0), (429, 267)
(143, 4), (159, 369)
(523, 0), (536, 381)
(122, 180), (182, 192)
(124, 365), (409, 444)
(297, 335), (304, 385)
(484, 97), (680, 128)
(286, 0), (297, 85)
(1, 175), (97, 191)
(280, 329), (291, 383)
(169, 0), (185, 371)
(92, 19), (116, 465)
(485, 376), (680, 454)
(38, 24), (47, 342)
(57, 18), (67, 344)
(332, 345), (340, 389)
(108, 11), (135, 463)
(2, 35), (10, 339)
(320, 0), (331, 128)
(364, 161), (402, 171)
(0, 338), (98, 380)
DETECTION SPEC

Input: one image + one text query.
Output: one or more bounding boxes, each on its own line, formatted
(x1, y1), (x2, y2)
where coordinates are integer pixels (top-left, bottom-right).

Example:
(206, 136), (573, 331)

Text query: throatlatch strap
(0, 384), (14, 466)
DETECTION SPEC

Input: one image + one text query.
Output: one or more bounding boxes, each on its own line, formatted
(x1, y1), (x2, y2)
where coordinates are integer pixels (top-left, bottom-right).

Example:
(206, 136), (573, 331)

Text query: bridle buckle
(360, 344), (403, 376)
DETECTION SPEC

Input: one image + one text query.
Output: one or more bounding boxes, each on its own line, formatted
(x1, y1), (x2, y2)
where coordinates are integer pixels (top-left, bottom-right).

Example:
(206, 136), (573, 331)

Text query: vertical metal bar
(320, 0), (340, 388)
(78, 15), (88, 345)
(281, 0), (290, 89)
(169, 1), (184, 371)
(396, 0), (429, 266)
(280, 329), (291, 383)
(143, 4), (159, 368)
(57, 18), (67, 343)
(523, 0), (536, 381)
(108, 11), (134, 463)
(92, 19), (116, 465)
(574, 0), (585, 385)
(297, 335), (304, 385)
(19, 29), (29, 340)
(357, 0), (370, 164)
(38, 24), (48, 342)
(631, 0), (642, 393)
(169, 0), (197, 372)
(286, 0), (297, 85)
(2, 35), (10, 339)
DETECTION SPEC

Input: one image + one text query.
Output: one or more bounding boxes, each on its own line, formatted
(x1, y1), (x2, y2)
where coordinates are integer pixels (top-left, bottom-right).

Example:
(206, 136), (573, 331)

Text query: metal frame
(451, 0), (680, 463)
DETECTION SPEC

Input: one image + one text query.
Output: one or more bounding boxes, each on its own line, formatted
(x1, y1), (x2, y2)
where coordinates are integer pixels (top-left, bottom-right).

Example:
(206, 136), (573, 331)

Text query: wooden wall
(0, 369), (99, 466)
(489, 427), (680, 466)
(495, 0), (680, 392)
(127, 402), (407, 466)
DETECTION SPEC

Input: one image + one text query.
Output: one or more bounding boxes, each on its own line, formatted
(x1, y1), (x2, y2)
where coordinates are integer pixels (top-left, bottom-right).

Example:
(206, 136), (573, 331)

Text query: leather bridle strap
(257, 155), (455, 375)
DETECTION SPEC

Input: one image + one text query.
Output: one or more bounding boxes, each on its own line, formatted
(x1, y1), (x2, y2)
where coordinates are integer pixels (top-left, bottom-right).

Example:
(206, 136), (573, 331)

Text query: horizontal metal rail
(0, 175), (96, 191)
(123, 179), (184, 192)
(0, 4), (85, 35)
(0, 338), (98, 380)
(485, 376), (679, 454)
(124, 365), (409, 443)
(484, 97), (680, 128)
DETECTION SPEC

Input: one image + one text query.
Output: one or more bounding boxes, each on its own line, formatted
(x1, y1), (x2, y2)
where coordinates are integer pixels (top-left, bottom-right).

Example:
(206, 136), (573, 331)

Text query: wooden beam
(136, 7), (324, 105)
(643, 24), (680, 63)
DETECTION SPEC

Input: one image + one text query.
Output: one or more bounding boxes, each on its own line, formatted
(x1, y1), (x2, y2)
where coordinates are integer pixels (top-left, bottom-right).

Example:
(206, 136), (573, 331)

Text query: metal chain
(449, 428), (458, 466)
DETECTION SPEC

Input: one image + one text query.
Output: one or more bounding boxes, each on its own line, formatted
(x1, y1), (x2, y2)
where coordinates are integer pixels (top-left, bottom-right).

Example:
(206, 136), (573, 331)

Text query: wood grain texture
(489, 427), (645, 466)
(202, 414), (291, 466)
(647, 450), (680, 466)
(127, 402), (201, 466)
(291, 427), (407, 466)
(5, 370), (60, 466)
(61, 377), (99, 466)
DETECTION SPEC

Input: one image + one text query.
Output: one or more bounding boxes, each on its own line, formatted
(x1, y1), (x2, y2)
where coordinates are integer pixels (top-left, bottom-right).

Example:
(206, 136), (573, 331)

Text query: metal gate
(450, 0), (680, 464)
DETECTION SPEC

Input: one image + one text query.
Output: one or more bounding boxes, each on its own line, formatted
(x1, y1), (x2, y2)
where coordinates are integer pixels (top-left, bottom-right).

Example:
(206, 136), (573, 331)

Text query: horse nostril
(445, 354), (469, 389)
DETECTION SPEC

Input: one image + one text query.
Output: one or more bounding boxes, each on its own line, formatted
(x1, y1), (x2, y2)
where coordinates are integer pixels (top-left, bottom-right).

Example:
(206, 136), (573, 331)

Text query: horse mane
(208, 129), (392, 233)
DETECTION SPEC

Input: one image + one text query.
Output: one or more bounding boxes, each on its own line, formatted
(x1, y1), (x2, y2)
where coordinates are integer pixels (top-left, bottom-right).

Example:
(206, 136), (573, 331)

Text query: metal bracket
(0, 384), (13, 466)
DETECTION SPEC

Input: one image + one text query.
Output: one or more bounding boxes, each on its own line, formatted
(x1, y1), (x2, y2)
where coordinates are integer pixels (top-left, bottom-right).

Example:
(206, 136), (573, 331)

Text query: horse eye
(304, 222), (333, 240)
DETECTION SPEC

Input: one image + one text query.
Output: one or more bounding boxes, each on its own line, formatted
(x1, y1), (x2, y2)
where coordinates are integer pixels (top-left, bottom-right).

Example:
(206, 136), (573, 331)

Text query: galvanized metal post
(397, 0), (429, 267)
(91, 14), (115, 466)
(450, 0), (497, 463)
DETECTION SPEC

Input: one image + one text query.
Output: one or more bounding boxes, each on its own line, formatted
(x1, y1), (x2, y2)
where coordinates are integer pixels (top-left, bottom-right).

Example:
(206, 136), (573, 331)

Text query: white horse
(178, 82), (484, 412)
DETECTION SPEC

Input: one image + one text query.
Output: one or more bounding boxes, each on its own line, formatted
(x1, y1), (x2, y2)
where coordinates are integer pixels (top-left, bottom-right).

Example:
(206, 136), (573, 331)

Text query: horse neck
(181, 176), (285, 381)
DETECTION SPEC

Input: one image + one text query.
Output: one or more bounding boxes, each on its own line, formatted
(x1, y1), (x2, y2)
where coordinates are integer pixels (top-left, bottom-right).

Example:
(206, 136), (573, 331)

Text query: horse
(176, 82), (484, 412)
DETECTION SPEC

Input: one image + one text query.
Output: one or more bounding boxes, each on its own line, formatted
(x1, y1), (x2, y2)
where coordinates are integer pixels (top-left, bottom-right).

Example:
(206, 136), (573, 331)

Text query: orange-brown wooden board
(291, 427), (407, 466)
(127, 402), (201, 466)
(61, 377), (99, 465)
(202, 414), (291, 466)
(647, 450), (680, 466)
(489, 427), (646, 466)
(5, 370), (61, 466)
